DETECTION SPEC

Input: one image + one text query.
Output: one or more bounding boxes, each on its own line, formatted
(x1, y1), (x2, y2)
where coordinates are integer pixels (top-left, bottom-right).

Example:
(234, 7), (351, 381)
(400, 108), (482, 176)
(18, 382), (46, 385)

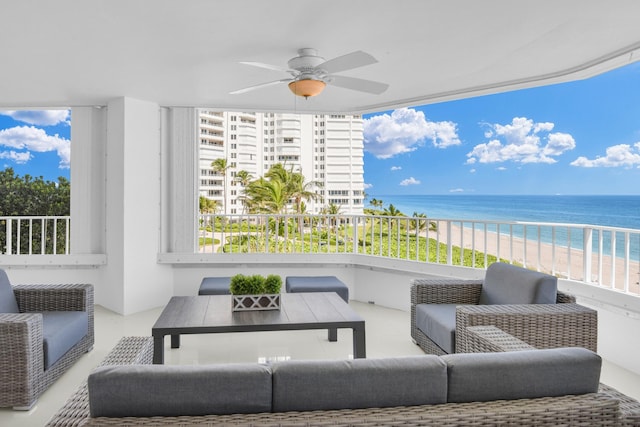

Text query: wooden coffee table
(151, 292), (366, 364)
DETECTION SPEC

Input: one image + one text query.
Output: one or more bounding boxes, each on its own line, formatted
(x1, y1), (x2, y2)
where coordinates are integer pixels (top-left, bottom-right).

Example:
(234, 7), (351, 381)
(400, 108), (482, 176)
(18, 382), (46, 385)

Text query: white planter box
(232, 294), (281, 311)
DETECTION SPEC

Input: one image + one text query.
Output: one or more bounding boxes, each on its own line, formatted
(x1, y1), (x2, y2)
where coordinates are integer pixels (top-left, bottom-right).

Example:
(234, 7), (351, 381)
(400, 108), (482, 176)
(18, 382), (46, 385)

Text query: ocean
(368, 195), (640, 258)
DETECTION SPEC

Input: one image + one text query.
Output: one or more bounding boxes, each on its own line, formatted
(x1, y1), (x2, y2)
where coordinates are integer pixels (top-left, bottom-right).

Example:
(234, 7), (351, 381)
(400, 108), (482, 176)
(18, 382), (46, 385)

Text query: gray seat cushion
(40, 311), (89, 369)
(88, 363), (272, 417)
(479, 262), (557, 305)
(285, 276), (349, 302)
(272, 356), (447, 412)
(415, 304), (458, 353)
(0, 269), (19, 313)
(198, 276), (231, 295)
(442, 347), (601, 403)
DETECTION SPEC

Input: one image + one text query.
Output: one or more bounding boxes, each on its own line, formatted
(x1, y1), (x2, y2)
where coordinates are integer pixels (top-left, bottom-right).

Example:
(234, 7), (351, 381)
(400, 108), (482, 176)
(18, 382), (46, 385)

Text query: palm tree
(370, 198), (384, 211)
(289, 171), (322, 215)
(383, 203), (403, 217)
(199, 196), (218, 214)
(235, 170), (253, 214)
(264, 163), (321, 214)
(411, 212), (428, 233)
(211, 158), (230, 214)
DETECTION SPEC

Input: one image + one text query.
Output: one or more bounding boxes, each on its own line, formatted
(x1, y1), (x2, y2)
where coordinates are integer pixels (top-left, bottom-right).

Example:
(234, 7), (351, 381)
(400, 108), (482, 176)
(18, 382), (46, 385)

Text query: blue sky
(2, 61), (640, 192)
(0, 110), (70, 182)
(363, 61), (640, 195)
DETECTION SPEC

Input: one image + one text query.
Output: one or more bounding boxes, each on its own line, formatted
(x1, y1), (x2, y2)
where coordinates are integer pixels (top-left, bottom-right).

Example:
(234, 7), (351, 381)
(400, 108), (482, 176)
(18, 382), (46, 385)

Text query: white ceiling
(2, 0), (640, 114)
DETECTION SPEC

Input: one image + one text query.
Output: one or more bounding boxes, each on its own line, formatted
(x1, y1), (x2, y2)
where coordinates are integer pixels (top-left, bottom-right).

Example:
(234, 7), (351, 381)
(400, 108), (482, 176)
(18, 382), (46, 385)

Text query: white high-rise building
(198, 110), (365, 215)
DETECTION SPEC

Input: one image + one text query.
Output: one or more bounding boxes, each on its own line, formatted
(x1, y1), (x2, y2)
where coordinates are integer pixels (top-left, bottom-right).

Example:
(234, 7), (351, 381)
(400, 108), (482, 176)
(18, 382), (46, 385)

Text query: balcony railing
(0, 216), (70, 255)
(199, 214), (640, 296)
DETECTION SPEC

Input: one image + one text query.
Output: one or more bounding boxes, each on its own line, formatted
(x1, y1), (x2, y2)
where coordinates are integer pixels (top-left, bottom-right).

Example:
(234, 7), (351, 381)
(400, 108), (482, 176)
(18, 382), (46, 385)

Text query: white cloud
(1, 110), (70, 126)
(399, 177), (420, 186)
(363, 183), (373, 189)
(0, 126), (70, 168)
(449, 188), (464, 193)
(497, 166), (507, 171)
(390, 166), (402, 171)
(364, 108), (461, 159)
(466, 117), (575, 165)
(570, 142), (640, 168)
(469, 168), (476, 173)
(0, 150), (32, 164)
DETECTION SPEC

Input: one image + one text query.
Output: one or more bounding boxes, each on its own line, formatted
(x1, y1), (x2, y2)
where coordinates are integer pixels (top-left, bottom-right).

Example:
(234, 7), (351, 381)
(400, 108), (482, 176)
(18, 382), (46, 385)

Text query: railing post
(446, 221), (453, 265)
(352, 215), (359, 254)
(6, 219), (12, 254)
(583, 227), (593, 283)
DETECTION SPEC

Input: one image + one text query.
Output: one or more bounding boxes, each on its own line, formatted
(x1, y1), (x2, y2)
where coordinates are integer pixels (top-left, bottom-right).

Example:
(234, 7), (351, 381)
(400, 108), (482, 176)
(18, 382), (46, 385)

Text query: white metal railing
(0, 216), (70, 255)
(199, 213), (640, 296)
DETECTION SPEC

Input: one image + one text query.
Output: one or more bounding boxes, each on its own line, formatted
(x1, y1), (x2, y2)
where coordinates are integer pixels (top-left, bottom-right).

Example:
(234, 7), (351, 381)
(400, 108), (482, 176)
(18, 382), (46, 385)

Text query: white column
(160, 107), (198, 253)
(70, 106), (106, 254)
(104, 97), (173, 315)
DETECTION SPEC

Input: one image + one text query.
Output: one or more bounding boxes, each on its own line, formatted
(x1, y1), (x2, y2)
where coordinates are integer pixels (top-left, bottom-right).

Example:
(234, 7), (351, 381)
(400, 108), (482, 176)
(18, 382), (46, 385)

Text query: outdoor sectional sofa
(48, 336), (632, 426)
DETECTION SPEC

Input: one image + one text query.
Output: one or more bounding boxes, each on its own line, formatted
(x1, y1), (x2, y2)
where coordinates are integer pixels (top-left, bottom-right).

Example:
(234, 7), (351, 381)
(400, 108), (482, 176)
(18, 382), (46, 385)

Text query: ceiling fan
(230, 48), (389, 99)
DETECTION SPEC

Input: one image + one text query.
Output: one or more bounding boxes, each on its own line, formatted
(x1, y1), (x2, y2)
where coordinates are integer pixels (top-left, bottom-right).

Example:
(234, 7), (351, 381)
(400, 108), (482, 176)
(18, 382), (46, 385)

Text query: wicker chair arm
(410, 279), (483, 305)
(456, 303), (597, 353)
(0, 313), (45, 398)
(13, 283), (93, 313)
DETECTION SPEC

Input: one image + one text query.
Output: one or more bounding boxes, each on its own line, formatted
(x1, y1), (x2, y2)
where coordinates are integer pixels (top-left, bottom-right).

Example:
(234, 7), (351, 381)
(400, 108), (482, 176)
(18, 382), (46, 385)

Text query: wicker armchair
(0, 270), (94, 409)
(410, 264), (597, 355)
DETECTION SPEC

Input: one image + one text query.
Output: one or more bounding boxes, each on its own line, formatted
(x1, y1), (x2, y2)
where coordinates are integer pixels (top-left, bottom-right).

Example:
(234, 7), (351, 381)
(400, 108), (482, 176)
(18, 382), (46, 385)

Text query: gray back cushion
(479, 262), (557, 305)
(88, 363), (272, 417)
(272, 356), (447, 412)
(442, 347), (601, 403)
(0, 269), (19, 313)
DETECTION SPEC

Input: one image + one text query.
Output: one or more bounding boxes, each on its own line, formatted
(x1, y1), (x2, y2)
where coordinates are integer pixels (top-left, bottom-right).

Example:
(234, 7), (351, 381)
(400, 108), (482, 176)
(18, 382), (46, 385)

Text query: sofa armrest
(410, 279), (483, 305)
(464, 325), (537, 353)
(0, 313), (45, 404)
(455, 303), (597, 353)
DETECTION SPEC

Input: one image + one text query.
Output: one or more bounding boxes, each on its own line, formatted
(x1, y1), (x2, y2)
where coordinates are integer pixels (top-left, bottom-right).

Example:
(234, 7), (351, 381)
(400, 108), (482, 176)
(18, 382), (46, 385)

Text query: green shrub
(230, 273), (283, 294)
(230, 274), (259, 294)
(264, 274), (282, 294)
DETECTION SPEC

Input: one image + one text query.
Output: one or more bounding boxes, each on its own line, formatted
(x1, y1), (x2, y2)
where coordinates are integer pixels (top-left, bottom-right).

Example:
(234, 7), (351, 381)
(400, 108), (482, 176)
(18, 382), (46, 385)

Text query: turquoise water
(368, 195), (640, 259)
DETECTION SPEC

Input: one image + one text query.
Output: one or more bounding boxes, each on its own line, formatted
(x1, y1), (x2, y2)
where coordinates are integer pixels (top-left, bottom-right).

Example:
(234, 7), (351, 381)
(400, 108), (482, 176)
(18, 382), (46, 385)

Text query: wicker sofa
(411, 262), (597, 355)
(47, 336), (629, 426)
(0, 269), (94, 409)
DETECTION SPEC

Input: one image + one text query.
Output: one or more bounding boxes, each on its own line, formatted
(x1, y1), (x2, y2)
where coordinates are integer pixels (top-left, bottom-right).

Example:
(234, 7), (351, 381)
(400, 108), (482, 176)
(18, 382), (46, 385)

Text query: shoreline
(430, 223), (640, 295)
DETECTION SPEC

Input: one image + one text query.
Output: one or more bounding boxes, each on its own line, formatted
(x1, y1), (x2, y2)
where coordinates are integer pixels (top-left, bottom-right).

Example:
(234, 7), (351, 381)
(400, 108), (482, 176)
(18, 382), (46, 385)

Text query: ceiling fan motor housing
(288, 48), (326, 73)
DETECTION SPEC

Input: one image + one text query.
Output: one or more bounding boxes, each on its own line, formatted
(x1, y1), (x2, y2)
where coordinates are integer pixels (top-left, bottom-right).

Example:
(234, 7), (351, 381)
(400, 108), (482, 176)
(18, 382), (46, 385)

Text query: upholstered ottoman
(198, 277), (231, 295)
(285, 276), (349, 302)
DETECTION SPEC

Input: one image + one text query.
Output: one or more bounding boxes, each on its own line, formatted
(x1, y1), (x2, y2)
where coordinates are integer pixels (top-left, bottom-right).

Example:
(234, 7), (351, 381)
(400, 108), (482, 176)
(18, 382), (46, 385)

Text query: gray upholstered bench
(198, 277), (231, 295)
(285, 276), (349, 302)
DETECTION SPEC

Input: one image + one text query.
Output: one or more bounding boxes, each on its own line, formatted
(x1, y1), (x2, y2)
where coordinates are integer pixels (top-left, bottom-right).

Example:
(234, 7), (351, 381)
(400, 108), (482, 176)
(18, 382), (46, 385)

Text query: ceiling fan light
(288, 79), (326, 98)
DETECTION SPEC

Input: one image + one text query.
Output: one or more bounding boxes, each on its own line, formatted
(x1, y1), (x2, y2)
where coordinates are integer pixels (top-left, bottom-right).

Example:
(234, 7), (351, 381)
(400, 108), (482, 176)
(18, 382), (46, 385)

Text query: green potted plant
(230, 273), (281, 311)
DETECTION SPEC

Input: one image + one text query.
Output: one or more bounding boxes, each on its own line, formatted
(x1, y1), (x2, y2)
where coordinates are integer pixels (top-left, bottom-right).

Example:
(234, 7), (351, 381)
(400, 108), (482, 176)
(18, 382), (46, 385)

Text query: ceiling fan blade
(317, 51), (378, 74)
(327, 75), (389, 95)
(230, 79), (292, 95)
(240, 61), (296, 74)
